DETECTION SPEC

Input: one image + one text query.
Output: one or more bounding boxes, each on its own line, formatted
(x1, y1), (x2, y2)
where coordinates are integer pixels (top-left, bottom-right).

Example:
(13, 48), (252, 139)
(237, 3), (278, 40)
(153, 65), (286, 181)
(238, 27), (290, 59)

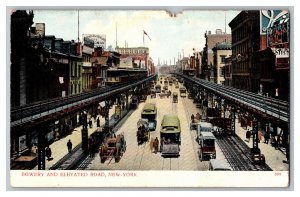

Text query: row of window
(70, 62), (81, 77)
(232, 42), (248, 57)
(83, 54), (91, 62)
(118, 49), (147, 54)
(232, 25), (249, 43)
(70, 83), (81, 95)
(232, 62), (249, 73)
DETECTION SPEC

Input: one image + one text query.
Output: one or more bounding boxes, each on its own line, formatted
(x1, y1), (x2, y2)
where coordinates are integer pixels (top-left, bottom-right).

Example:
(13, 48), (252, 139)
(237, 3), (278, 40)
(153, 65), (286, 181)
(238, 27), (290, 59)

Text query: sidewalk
(234, 120), (289, 171)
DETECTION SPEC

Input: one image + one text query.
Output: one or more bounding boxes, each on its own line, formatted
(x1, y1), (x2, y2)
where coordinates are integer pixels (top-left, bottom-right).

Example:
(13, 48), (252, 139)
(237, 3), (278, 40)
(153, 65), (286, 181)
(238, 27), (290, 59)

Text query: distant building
(91, 47), (108, 88)
(224, 56), (232, 87)
(212, 42), (232, 85)
(81, 37), (94, 91)
(202, 29), (231, 81)
(116, 46), (149, 70)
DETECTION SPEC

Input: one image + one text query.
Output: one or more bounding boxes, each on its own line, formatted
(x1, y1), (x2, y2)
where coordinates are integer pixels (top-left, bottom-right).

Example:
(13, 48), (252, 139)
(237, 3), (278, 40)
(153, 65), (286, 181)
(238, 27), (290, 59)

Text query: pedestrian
(191, 114), (195, 123)
(89, 138), (94, 157)
(258, 130), (263, 143)
(45, 146), (52, 160)
(246, 129), (251, 142)
(154, 137), (159, 154)
(97, 117), (100, 128)
(89, 118), (93, 128)
(196, 112), (201, 121)
(149, 137), (154, 152)
(264, 131), (270, 144)
(31, 144), (38, 155)
(67, 139), (72, 153)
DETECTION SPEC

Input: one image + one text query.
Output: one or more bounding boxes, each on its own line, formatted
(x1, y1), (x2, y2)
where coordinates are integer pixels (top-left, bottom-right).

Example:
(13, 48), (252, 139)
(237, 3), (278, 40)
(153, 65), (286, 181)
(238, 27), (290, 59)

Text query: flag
(143, 30), (151, 41)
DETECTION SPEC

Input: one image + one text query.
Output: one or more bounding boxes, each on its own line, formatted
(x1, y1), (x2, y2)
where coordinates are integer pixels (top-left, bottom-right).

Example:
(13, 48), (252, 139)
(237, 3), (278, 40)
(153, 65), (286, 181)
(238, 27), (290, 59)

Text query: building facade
(229, 10), (260, 91)
(212, 42), (232, 85)
(202, 29), (231, 81)
(252, 10), (290, 100)
(224, 56), (232, 87)
(81, 38), (94, 91)
(116, 46), (149, 70)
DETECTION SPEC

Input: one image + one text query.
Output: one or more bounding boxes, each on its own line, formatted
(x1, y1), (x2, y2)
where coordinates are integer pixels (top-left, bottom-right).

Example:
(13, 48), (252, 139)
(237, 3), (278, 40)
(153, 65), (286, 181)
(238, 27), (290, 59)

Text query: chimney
(216, 29), (222, 34)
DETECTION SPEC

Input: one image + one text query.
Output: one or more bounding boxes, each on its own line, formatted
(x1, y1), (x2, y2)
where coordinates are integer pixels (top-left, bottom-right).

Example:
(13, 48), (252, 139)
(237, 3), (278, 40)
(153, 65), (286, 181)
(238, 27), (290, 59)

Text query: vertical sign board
(83, 34), (106, 49)
(35, 23), (45, 37)
(260, 10), (289, 35)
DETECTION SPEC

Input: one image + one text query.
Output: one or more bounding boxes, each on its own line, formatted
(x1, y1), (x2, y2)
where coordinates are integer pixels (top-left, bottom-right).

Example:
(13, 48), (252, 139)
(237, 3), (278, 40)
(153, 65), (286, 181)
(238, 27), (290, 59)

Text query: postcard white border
(4, 0), (298, 193)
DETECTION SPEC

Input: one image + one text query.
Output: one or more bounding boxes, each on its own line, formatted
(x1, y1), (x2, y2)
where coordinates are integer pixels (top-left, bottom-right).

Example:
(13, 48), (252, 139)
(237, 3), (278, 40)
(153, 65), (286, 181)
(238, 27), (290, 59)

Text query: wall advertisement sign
(260, 10), (289, 34)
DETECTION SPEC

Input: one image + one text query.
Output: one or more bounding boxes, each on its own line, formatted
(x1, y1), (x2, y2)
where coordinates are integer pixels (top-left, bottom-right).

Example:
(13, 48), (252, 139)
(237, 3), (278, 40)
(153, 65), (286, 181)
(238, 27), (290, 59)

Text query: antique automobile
(159, 90), (171, 98)
(155, 84), (162, 93)
(189, 113), (202, 130)
(136, 119), (150, 144)
(99, 134), (126, 163)
(160, 115), (181, 157)
(179, 87), (187, 97)
(196, 122), (213, 144)
(163, 85), (168, 91)
(150, 88), (157, 98)
(209, 159), (233, 171)
(198, 132), (216, 161)
(141, 103), (157, 131)
(172, 92), (178, 103)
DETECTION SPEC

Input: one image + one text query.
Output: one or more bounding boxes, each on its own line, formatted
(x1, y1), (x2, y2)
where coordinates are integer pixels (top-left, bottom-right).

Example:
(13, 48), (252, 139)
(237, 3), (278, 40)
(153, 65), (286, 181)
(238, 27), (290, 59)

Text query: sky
(33, 10), (240, 65)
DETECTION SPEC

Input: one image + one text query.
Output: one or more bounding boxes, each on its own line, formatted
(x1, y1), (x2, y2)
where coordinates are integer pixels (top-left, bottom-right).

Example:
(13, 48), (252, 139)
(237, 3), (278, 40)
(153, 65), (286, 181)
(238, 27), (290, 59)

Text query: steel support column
(80, 111), (88, 152)
(103, 100), (110, 134)
(251, 117), (260, 153)
(231, 105), (236, 135)
(37, 124), (46, 170)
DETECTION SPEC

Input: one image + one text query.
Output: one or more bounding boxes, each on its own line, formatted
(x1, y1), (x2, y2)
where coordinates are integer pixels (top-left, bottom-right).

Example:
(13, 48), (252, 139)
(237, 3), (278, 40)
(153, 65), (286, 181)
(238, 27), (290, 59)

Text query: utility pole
(77, 10), (80, 42)
(116, 22), (118, 48)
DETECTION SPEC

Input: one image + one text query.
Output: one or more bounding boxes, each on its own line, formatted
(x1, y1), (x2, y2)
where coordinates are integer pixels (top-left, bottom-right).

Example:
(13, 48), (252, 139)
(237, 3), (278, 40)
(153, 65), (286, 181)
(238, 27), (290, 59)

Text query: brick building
(116, 46), (149, 70)
(229, 10), (260, 91)
(202, 29), (231, 81)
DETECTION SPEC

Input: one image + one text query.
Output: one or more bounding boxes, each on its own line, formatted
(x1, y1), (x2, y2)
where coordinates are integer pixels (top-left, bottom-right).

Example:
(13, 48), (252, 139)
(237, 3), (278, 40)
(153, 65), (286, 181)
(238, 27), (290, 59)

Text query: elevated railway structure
(10, 75), (156, 170)
(175, 73), (289, 163)
(11, 75), (156, 128)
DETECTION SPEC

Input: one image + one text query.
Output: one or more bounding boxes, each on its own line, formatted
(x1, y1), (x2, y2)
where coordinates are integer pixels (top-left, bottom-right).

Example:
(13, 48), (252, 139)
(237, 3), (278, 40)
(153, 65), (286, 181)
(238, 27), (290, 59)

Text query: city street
(86, 83), (228, 170)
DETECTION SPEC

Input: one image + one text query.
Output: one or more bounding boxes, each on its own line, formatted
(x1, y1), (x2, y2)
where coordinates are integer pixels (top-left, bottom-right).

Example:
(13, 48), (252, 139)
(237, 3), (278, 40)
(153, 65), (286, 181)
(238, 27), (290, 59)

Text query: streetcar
(141, 103), (157, 131)
(179, 87), (187, 97)
(160, 115), (181, 157)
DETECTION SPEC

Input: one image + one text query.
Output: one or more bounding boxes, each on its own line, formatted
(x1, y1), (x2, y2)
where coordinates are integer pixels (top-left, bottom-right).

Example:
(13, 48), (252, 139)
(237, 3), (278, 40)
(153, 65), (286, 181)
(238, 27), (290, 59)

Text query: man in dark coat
(67, 139), (72, 153)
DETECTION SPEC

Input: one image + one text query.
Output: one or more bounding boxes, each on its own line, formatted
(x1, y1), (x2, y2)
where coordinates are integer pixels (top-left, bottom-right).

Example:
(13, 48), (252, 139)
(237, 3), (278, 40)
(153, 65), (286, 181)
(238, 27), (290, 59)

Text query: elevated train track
(11, 75), (156, 129)
(176, 73), (289, 123)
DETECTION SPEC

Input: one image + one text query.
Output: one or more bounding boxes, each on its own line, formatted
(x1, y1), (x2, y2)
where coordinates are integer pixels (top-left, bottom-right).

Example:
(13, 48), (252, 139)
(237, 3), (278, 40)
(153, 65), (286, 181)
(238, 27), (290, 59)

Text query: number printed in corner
(274, 172), (282, 176)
